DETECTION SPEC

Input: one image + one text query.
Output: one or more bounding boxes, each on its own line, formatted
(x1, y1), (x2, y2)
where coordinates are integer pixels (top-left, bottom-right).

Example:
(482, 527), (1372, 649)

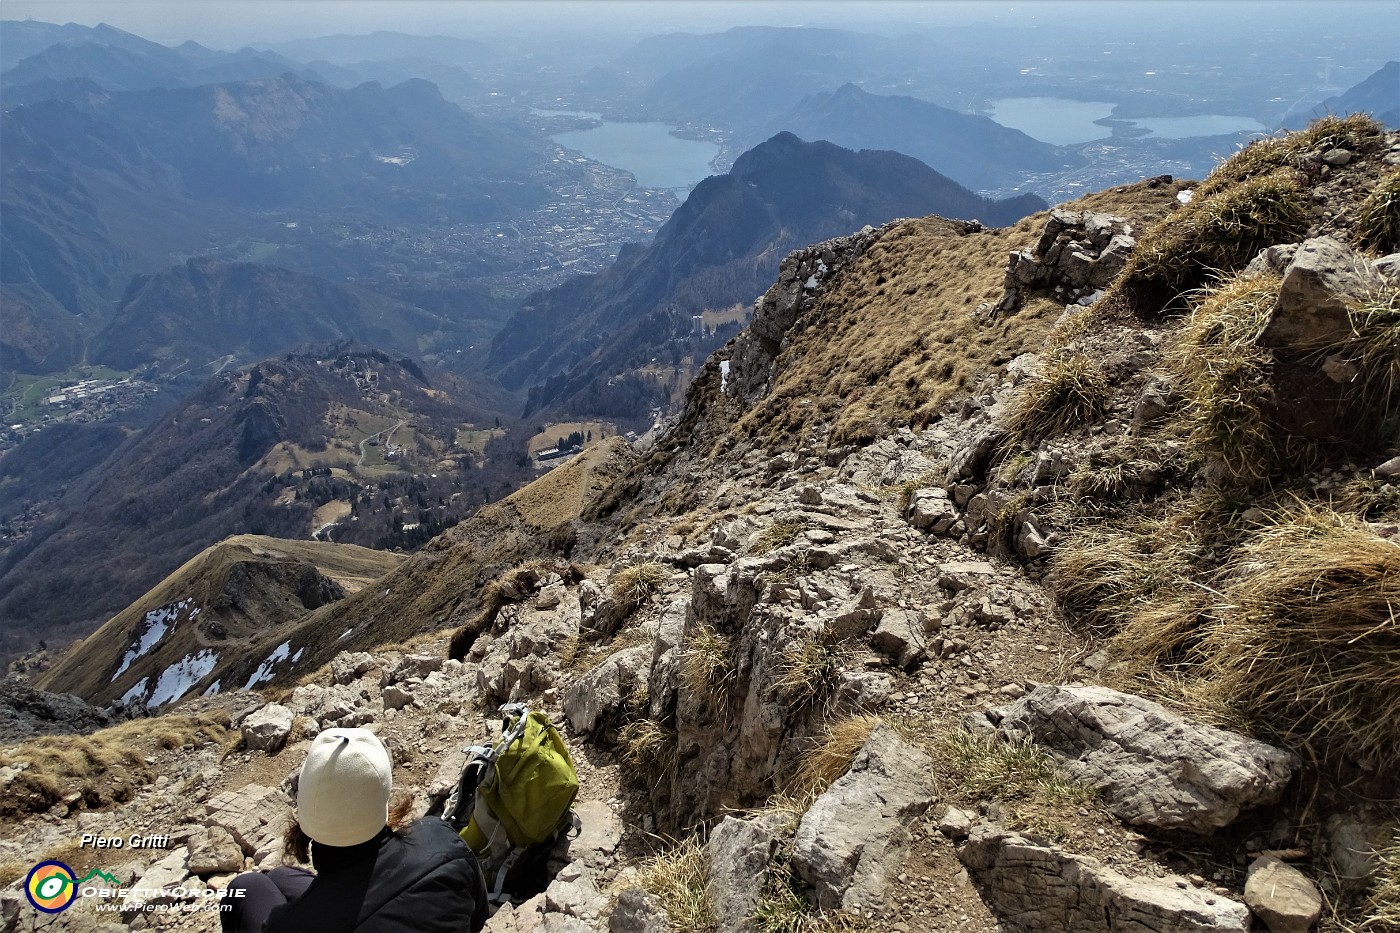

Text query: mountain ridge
(489, 132), (1047, 421)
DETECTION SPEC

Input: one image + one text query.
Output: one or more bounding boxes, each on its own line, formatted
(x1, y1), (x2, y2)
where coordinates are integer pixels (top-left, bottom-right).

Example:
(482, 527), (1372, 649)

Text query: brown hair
(283, 793), (415, 864)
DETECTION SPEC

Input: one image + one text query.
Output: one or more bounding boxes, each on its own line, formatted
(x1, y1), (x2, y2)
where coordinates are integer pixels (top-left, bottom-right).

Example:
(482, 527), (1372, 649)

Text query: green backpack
(443, 704), (581, 902)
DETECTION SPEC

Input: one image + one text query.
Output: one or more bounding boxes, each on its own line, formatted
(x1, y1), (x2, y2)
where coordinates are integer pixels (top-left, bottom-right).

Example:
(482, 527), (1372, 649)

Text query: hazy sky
(4, 0), (1397, 49)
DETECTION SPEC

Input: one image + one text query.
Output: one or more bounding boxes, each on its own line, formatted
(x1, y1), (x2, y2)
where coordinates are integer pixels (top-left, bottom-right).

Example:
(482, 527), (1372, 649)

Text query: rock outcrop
(969, 684), (1296, 832)
(961, 826), (1252, 932)
(791, 726), (937, 910)
(989, 208), (1137, 317)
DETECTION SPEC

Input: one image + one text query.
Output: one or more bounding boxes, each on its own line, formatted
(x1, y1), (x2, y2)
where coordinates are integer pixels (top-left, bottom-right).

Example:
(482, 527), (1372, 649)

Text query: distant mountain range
(1281, 61), (1399, 130)
(489, 132), (1047, 419)
(766, 84), (1083, 193)
(1, 72), (544, 374)
(0, 20), (323, 93)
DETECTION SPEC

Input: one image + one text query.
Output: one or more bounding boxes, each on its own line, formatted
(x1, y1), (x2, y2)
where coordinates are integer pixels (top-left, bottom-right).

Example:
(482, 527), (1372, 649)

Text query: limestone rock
(961, 827), (1250, 932)
(122, 846), (192, 913)
(241, 703), (293, 753)
(975, 684), (1295, 832)
(792, 725), (937, 910)
(0, 676), (114, 743)
(382, 684), (414, 711)
(833, 670), (893, 709)
(330, 651), (376, 685)
(946, 427), (1006, 482)
(204, 784), (292, 863)
(1262, 236), (1385, 349)
(1244, 243), (1298, 278)
(907, 487), (957, 535)
(1245, 856), (1322, 933)
(564, 645), (652, 735)
(1327, 813), (1392, 883)
(608, 888), (670, 933)
(938, 806), (975, 840)
(706, 816), (778, 933)
(569, 799), (623, 872)
(870, 608), (927, 670)
(475, 599), (580, 703)
(390, 653), (444, 684)
(187, 825), (244, 876)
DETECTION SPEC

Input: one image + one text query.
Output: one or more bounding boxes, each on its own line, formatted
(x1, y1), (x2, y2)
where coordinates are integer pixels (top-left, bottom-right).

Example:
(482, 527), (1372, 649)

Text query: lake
(989, 97), (1266, 145)
(551, 122), (721, 191)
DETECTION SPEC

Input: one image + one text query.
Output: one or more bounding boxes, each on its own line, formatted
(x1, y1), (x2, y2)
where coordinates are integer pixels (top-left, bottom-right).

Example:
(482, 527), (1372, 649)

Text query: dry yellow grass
(1115, 171), (1309, 310)
(721, 182), (1182, 448)
(679, 622), (736, 703)
(1195, 114), (1385, 200)
(771, 630), (858, 710)
(0, 712), (231, 819)
(526, 421), (618, 455)
(1191, 507), (1400, 770)
(1357, 166), (1400, 254)
(789, 714), (882, 798)
(1003, 352), (1109, 445)
(1349, 832), (1400, 931)
(632, 837), (714, 933)
(1325, 284), (1400, 417)
(1172, 275), (1283, 483)
(611, 562), (669, 611)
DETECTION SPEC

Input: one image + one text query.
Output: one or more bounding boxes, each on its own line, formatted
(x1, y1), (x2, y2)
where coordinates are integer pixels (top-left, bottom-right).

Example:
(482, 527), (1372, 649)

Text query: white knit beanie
(297, 728), (393, 847)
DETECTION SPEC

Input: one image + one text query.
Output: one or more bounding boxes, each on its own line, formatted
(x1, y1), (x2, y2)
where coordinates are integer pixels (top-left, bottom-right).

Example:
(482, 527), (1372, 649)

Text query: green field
(3, 367), (130, 423)
(456, 426), (505, 453)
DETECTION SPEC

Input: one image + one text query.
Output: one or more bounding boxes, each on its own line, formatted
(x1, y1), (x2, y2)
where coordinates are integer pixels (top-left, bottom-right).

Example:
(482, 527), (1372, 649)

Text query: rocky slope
(2, 118), (1399, 933)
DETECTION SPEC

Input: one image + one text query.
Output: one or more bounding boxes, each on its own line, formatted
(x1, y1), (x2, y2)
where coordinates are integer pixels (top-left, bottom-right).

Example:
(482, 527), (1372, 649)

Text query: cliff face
(3, 119), (1399, 932)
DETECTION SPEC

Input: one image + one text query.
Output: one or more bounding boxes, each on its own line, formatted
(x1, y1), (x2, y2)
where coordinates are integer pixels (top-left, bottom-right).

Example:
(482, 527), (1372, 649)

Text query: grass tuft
(1327, 285), (1400, 419)
(633, 838), (714, 933)
(611, 562), (669, 611)
(789, 714), (883, 799)
(752, 518), (812, 556)
(1196, 114), (1384, 200)
(1048, 521), (1183, 634)
(1003, 353), (1109, 445)
(1350, 832), (1400, 931)
(618, 718), (677, 778)
(1116, 170), (1308, 309)
(1193, 507), (1400, 770)
(772, 630), (857, 710)
(938, 730), (1097, 807)
(755, 859), (863, 933)
(1357, 166), (1400, 255)
(680, 622), (737, 704)
(1172, 275), (1283, 484)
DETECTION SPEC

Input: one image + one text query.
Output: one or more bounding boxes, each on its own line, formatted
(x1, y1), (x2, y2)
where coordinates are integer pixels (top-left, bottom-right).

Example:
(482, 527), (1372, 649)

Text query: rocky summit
(2, 117), (1399, 933)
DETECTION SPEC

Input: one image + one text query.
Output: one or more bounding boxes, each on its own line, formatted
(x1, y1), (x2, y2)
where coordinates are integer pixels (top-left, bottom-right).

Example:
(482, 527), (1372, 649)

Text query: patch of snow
(120, 678), (150, 705)
(111, 598), (193, 681)
(338, 628), (354, 640)
(148, 649), (219, 707)
(202, 680), (222, 697)
(244, 641), (291, 690)
(1177, 189), (1195, 204)
(804, 274), (819, 289)
(719, 359), (730, 393)
(291, 648), (304, 664)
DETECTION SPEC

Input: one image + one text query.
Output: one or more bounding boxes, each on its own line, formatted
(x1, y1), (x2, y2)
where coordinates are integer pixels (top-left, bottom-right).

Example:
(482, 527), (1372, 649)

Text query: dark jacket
(267, 819), (488, 933)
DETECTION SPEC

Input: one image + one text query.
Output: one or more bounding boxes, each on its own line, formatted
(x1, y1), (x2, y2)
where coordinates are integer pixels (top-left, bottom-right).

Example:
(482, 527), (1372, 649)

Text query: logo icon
(25, 861), (77, 913)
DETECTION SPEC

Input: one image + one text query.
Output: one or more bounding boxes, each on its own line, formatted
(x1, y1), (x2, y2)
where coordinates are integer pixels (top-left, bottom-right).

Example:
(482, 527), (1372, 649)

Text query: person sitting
(221, 727), (488, 932)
